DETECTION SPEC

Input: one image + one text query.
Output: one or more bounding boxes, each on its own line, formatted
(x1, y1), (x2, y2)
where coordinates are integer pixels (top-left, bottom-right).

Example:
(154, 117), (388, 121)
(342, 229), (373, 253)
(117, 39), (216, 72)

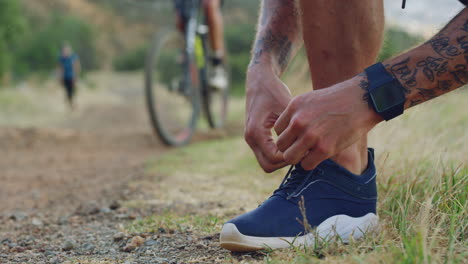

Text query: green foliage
(378, 27), (424, 61)
(13, 14), (98, 78)
(225, 23), (256, 95)
(0, 0), (26, 79)
(113, 45), (147, 71)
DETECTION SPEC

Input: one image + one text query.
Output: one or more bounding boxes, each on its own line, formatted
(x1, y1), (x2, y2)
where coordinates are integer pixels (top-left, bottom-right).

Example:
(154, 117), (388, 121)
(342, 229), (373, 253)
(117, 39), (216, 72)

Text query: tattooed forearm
(462, 19), (468, 32)
(249, 0), (302, 74)
(378, 8), (468, 109)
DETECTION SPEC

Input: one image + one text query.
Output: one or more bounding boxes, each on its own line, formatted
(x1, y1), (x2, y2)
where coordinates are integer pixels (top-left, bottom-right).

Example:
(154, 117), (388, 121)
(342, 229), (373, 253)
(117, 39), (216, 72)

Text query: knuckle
(289, 98), (301, 111)
(304, 131), (318, 142)
(291, 117), (306, 130)
(315, 142), (331, 156)
(283, 152), (297, 165)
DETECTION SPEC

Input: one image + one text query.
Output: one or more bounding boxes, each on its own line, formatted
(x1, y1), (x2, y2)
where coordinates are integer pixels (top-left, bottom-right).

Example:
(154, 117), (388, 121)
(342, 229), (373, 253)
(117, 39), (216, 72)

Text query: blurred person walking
(58, 44), (80, 110)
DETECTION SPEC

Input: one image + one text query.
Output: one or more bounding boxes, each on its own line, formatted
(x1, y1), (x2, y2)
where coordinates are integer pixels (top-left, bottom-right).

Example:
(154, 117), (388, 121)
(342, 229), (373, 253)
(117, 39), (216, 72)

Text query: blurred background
(0, 0), (466, 263)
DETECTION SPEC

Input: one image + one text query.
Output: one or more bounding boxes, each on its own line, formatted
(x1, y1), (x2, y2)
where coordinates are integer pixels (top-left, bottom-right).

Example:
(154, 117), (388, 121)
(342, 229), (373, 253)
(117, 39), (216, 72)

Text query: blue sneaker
(220, 149), (378, 252)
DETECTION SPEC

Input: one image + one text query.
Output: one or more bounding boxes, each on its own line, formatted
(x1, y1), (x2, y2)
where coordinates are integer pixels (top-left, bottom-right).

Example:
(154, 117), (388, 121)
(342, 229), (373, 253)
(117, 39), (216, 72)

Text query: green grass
(125, 212), (226, 235)
(130, 88), (467, 263)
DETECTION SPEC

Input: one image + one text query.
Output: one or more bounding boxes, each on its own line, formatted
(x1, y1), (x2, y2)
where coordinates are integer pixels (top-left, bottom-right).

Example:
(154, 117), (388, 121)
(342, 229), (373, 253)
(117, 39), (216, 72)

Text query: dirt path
(0, 73), (250, 264)
(0, 74), (160, 214)
(0, 75), (172, 263)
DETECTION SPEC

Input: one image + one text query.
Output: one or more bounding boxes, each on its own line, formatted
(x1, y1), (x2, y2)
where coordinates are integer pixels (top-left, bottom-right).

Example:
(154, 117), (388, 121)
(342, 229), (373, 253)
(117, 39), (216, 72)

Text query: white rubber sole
(220, 213), (378, 252)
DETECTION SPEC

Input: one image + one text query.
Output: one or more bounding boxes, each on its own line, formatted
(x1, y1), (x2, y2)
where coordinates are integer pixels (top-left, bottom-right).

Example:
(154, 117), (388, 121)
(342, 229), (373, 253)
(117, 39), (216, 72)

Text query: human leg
(299, 0), (384, 174)
(203, 0), (225, 58)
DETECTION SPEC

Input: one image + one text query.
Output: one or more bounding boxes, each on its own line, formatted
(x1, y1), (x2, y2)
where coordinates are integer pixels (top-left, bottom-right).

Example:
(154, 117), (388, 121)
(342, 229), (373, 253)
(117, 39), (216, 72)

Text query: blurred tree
(13, 14), (98, 78)
(113, 45), (148, 71)
(378, 27), (424, 61)
(0, 0), (26, 81)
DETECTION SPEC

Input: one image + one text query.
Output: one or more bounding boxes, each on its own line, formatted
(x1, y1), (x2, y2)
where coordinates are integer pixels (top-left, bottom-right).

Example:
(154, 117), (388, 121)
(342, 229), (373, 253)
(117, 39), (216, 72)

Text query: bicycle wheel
(202, 54), (230, 129)
(145, 29), (200, 146)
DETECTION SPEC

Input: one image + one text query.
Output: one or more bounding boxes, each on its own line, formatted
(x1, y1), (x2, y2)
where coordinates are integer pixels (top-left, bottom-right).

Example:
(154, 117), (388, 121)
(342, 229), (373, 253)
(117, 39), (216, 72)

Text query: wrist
(248, 56), (281, 77)
(347, 75), (383, 129)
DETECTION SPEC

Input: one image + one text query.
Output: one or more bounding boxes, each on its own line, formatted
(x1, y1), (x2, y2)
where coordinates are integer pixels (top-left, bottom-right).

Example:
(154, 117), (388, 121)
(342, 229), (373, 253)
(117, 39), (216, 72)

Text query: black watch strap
(365, 63), (405, 121)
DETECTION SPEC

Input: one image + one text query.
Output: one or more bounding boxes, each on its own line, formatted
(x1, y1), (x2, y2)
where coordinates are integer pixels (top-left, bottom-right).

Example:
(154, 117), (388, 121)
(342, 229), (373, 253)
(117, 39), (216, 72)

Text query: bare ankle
(330, 143), (369, 175)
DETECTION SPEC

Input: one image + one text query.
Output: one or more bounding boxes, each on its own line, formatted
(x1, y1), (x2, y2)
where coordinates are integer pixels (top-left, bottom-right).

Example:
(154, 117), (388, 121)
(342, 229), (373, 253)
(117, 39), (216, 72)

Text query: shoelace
(275, 165), (324, 200)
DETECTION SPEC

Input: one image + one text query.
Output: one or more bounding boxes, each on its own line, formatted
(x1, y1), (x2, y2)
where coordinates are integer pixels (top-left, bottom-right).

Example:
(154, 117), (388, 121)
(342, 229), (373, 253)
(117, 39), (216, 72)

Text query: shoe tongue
(293, 163), (309, 173)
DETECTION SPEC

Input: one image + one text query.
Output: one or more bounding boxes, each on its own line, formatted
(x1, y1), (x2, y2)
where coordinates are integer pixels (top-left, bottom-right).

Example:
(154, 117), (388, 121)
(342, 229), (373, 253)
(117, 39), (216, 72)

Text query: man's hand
(274, 77), (382, 170)
(245, 66), (292, 173)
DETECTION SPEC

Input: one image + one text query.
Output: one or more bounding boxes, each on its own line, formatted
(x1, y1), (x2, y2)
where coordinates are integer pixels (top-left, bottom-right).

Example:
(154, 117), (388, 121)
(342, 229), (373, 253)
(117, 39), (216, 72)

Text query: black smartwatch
(364, 63), (406, 121)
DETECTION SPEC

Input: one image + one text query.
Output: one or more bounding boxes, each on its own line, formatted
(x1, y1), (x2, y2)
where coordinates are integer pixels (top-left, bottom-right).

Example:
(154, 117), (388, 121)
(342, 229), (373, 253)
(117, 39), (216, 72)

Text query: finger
(257, 136), (286, 165)
(273, 105), (293, 136)
(247, 133), (288, 172)
(282, 135), (317, 165)
(300, 148), (330, 170)
(252, 143), (289, 172)
(276, 125), (298, 152)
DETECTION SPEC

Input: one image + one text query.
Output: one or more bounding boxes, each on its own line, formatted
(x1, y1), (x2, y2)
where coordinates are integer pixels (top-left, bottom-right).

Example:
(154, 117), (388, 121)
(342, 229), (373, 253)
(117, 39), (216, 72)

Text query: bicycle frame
(180, 0), (210, 98)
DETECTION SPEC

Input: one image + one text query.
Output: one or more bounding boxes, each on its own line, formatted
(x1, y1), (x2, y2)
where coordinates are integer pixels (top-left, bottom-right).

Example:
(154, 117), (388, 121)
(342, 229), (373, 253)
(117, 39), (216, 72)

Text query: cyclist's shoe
(220, 149), (378, 252)
(209, 65), (228, 91)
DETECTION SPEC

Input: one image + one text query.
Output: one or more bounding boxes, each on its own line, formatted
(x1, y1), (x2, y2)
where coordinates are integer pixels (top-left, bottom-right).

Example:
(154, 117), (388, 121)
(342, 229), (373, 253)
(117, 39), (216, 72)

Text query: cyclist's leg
(203, 0), (228, 90)
(299, 0), (384, 174)
(203, 0), (225, 59)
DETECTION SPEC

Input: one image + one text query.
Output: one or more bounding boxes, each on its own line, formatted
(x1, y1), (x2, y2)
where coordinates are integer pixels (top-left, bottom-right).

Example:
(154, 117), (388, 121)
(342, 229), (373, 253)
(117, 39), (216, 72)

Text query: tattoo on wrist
(358, 73), (372, 108)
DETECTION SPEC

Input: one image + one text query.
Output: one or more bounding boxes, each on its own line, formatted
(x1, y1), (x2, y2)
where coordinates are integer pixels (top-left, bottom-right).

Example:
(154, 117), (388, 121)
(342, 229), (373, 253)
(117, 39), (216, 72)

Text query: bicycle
(145, 0), (229, 146)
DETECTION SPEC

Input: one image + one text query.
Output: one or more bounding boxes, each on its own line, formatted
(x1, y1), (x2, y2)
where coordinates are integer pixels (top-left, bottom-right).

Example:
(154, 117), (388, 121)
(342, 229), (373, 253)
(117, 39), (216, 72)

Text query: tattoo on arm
(462, 19), (468, 32)
(250, 0), (300, 73)
(373, 9), (468, 109)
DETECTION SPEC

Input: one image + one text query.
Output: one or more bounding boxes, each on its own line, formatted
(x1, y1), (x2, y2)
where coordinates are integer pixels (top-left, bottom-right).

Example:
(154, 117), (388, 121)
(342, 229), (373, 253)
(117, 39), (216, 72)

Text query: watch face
(370, 80), (406, 113)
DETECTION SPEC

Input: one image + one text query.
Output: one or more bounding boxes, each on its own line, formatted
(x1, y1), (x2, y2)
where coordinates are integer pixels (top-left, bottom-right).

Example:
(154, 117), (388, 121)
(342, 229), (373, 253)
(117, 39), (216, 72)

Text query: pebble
(31, 218), (43, 226)
(113, 232), (126, 242)
(1, 238), (11, 245)
(122, 236), (145, 252)
(57, 216), (68, 225)
(144, 239), (158, 246)
(100, 207), (111, 214)
(82, 243), (95, 251)
(44, 250), (56, 257)
(62, 240), (75, 251)
(7, 242), (17, 248)
(109, 201), (121, 210)
(9, 211), (28, 221)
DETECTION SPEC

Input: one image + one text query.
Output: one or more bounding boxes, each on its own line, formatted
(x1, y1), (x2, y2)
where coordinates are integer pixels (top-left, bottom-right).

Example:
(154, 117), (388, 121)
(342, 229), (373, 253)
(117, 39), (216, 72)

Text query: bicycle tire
(145, 29), (200, 146)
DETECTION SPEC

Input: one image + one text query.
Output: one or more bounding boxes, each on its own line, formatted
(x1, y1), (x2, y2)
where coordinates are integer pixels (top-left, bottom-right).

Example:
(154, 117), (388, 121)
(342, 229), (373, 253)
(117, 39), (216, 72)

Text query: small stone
(10, 246), (26, 253)
(115, 214), (129, 220)
(76, 201), (100, 215)
(62, 240), (75, 251)
(144, 239), (158, 246)
(122, 236), (145, 252)
(99, 207), (111, 214)
(1, 238), (11, 245)
(68, 216), (81, 224)
(113, 232), (126, 242)
(58, 216), (68, 225)
(109, 201), (120, 210)
(44, 250), (56, 256)
(7, 242), (17, 248)
(31, 218), (43, 226)
(82, 243), (94, 251)
(9, 212), (27, 221)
